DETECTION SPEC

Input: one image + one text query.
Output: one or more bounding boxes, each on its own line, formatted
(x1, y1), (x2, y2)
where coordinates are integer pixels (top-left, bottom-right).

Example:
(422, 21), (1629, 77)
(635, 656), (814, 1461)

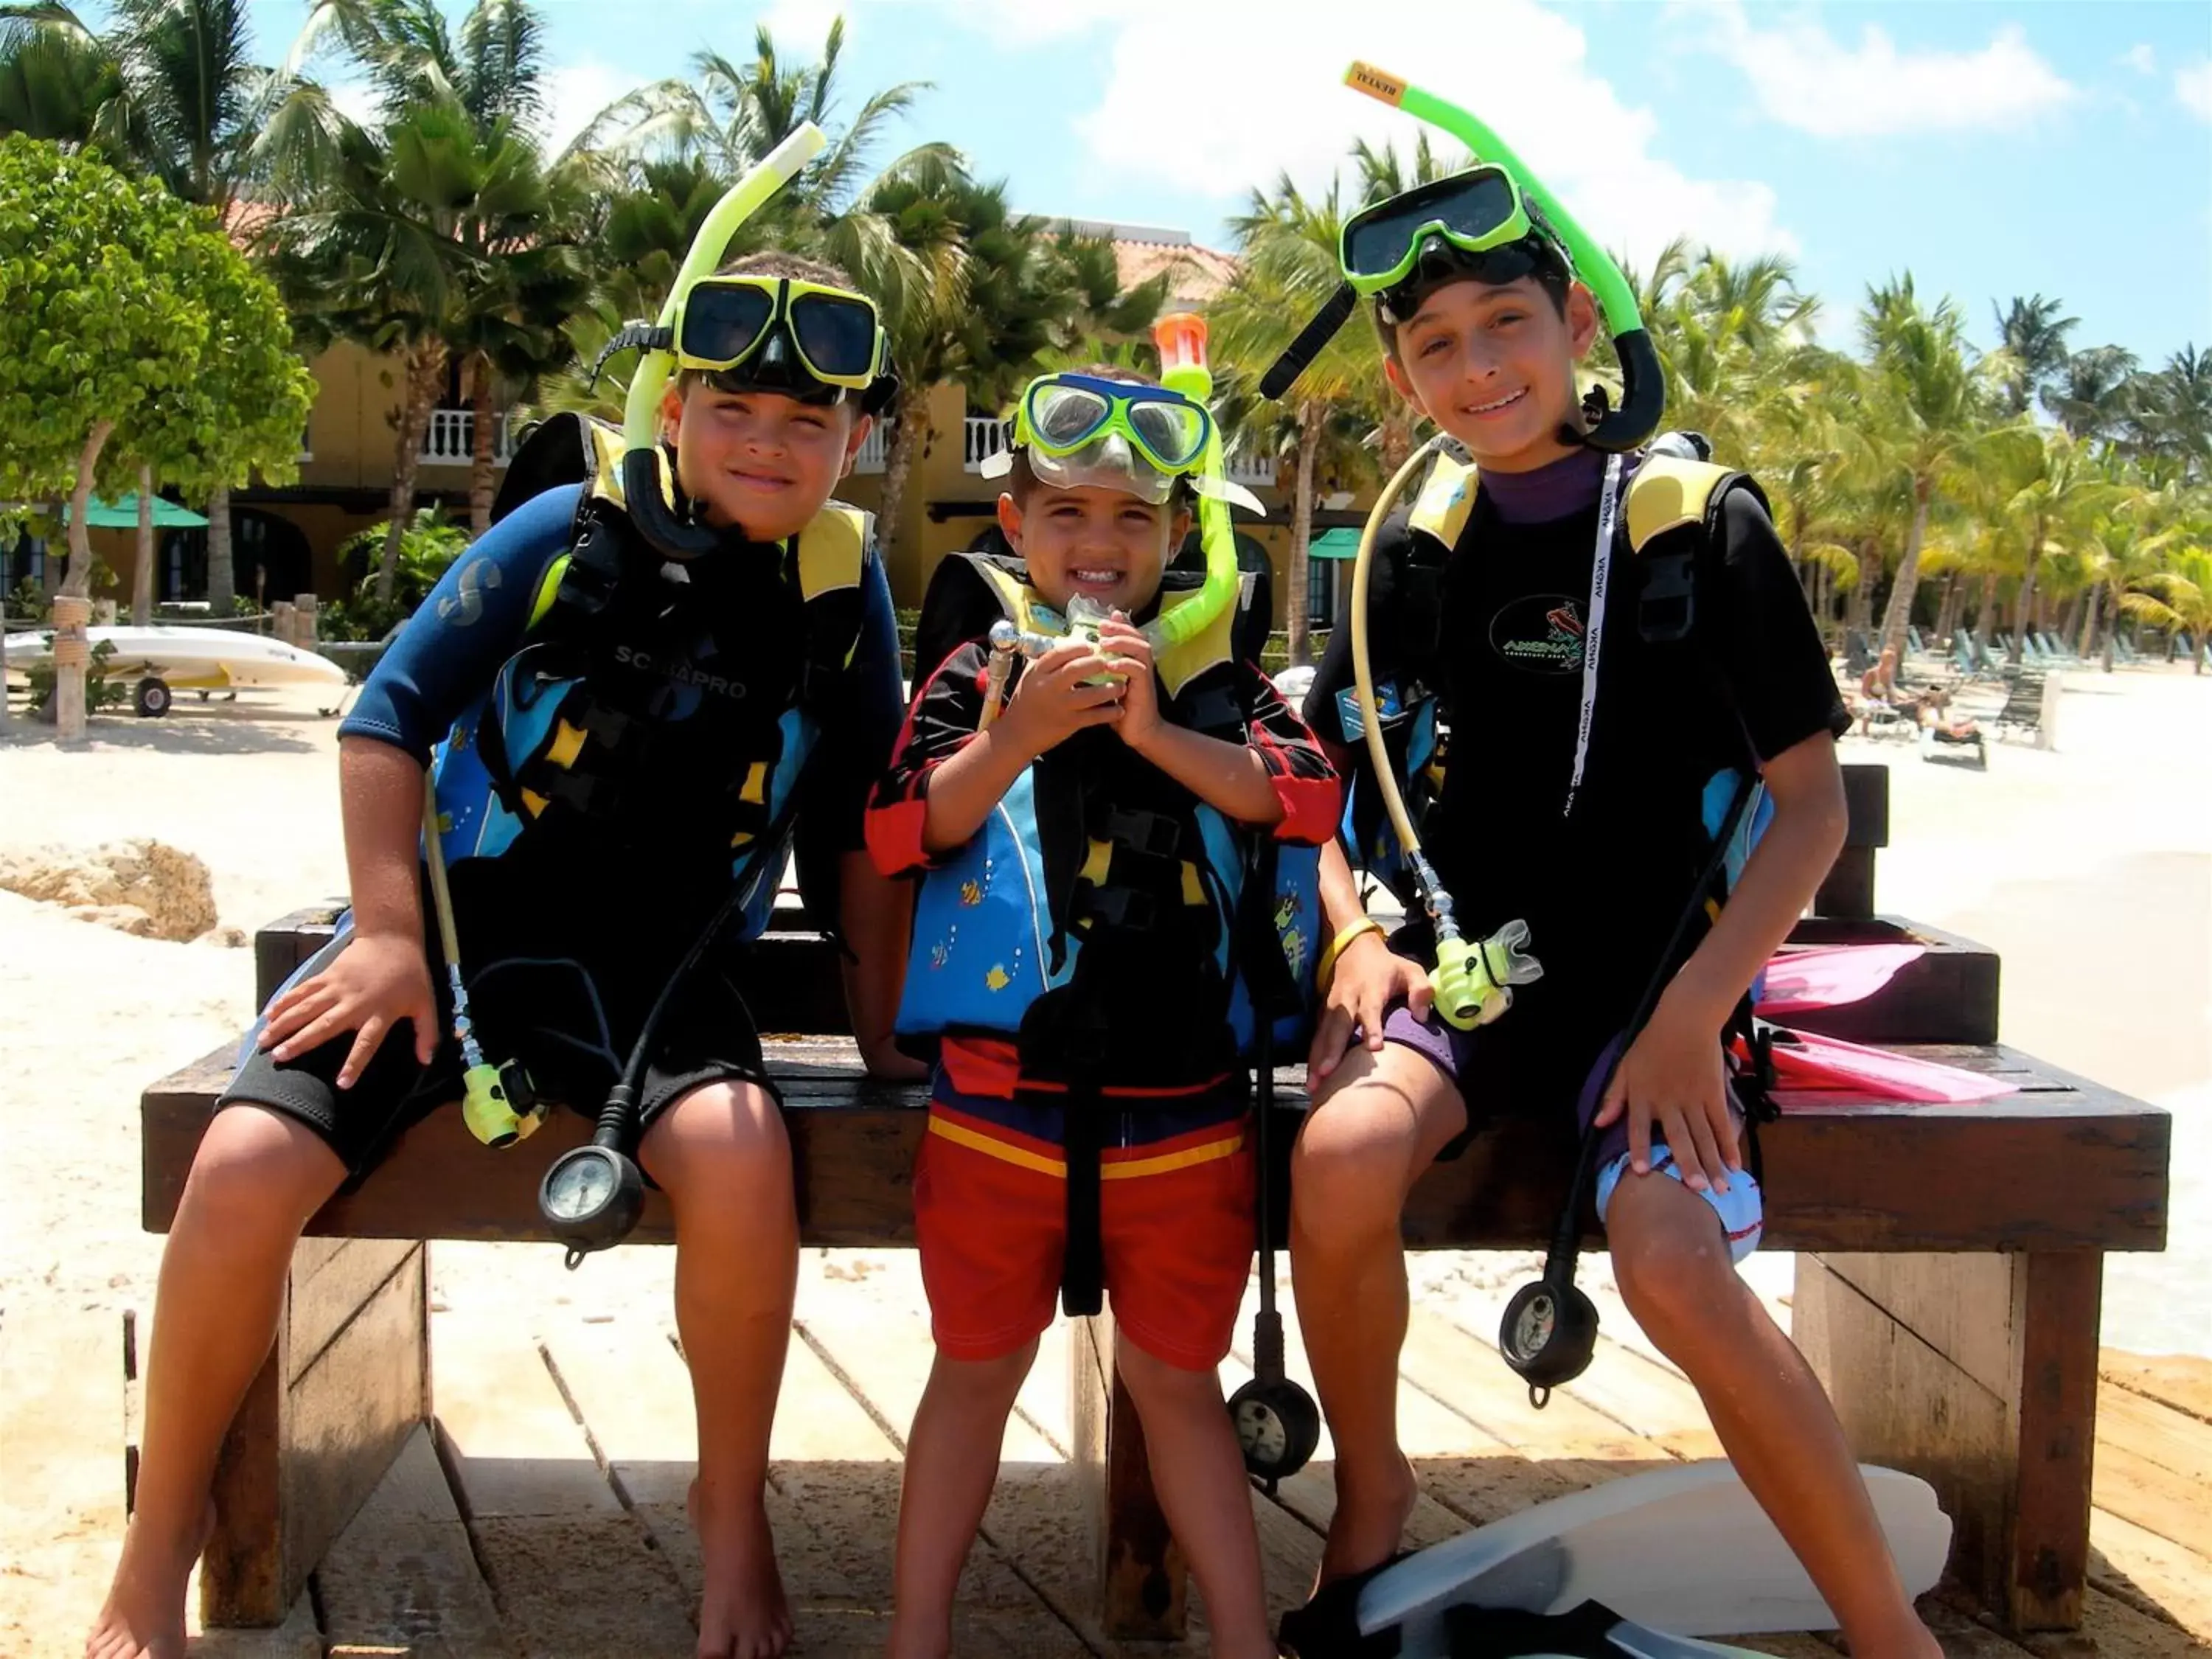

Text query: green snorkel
(1340, 63), (1663, 451)
(616, 122), (829, 559)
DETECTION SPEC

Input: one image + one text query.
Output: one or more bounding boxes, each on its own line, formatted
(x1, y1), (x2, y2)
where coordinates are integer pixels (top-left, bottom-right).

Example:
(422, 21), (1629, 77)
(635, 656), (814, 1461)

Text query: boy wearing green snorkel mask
(869, 364), (1339, 1659)
(1287, 146), (1940, 1659)
(91, 249), (916, 1659)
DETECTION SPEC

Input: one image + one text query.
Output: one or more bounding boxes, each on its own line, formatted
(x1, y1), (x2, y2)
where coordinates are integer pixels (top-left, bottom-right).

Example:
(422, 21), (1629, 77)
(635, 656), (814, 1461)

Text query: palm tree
(573, 15), (950, 209)
(1985, 424), (2126, 662)
(277, 0), (590, 563)
(2120, 547), (2212, 673)
(857, 158), (1161, 574)
(2043, 343), (2140, 442)
(1, 0), (338, 611)
(0, 7), (119, 142)
(1860, 276), (1997, 661)
(274, 90), (583, 590)
(1992, 293), (2076, 417)
(1212, 173), (1380, 666)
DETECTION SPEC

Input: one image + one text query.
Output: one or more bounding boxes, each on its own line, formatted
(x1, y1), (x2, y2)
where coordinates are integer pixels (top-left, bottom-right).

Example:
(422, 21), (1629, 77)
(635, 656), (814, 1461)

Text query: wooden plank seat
(137, 767), (2169, 1639)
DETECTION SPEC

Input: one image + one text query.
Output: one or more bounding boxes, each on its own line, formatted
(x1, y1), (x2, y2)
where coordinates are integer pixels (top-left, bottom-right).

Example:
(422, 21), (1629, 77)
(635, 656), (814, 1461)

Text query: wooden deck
(53, 1256), (2204, 1659)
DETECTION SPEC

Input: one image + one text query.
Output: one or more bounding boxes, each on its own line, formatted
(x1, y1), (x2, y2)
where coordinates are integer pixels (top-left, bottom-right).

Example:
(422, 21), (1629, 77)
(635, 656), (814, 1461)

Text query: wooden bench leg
(1793, 1250), (2101, 1632)
(1069, 1309), (1187, 1640)
(198, 1239), (431, 1626)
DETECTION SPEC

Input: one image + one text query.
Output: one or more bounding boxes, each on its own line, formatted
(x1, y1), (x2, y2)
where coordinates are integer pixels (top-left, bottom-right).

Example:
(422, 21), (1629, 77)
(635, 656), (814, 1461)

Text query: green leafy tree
(1, 1), (344, 611)
(0, 134), (310, 737)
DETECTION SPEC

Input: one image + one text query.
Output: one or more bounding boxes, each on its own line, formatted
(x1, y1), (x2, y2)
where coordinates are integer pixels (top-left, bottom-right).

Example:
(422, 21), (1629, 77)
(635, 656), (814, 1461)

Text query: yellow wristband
(1316, 917), (1387, 991)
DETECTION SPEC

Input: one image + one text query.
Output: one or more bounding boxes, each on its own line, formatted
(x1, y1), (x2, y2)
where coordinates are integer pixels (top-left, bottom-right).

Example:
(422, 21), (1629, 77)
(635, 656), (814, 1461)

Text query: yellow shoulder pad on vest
(582, 420), (633, 508)
(1155, 583), (1236, 700)
(1408, 453), (1479, 549)
(961, 556), (1037, 631)
(1625, 457), (1733, 554)
(795, 504), (869, 602)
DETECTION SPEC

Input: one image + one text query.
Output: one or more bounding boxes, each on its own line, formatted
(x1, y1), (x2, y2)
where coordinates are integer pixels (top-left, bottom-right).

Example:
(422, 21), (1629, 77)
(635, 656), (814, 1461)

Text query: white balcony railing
(852, 422), (889, 475)
(418, 408), (513, 467)
(1226, 450), (1276, 488)
(963, 415), (1010, 473)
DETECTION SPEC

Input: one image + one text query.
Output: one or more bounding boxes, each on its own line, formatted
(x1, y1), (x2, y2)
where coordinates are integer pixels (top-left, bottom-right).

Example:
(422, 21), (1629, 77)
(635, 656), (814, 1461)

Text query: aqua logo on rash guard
(1490, 593), (1586, 675)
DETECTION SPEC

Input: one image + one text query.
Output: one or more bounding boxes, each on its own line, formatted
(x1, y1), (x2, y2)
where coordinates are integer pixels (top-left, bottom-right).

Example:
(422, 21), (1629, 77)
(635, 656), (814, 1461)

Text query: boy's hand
(1309, 930), (1433, 1079)
(1098, 613), (1161, 753)
(1593, 992), (1739, 1194)
(260, 932), (438, 1089)
(998, 638), (1124, 757)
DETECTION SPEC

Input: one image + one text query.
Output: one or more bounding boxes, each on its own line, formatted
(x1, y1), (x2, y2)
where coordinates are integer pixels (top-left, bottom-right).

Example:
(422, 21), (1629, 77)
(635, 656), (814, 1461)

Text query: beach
(1, 661), (2206, 1653)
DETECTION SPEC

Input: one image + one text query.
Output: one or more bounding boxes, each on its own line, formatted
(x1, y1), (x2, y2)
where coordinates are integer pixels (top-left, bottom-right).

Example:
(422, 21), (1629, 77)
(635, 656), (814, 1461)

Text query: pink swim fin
(1757, 944), (1927, 1015)
(1753, 1026), (2017, 1105)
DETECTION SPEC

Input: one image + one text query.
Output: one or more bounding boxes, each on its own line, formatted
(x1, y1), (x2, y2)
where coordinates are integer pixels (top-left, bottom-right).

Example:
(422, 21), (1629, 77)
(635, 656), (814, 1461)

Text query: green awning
(1308, 528), (1363, 560)
(62, 495), (210, 529)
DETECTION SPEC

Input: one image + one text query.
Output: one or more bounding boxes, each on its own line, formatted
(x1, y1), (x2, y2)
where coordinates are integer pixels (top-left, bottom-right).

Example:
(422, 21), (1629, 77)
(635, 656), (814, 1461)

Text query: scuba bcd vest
(896, 552), (1324, 1082)
(1343, 444), (1769, 905)
(430, 412), (873, 939)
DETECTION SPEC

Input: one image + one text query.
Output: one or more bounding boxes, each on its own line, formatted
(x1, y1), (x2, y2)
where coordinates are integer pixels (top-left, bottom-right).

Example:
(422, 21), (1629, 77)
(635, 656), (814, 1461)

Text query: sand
(1, 662), (2207, 1651)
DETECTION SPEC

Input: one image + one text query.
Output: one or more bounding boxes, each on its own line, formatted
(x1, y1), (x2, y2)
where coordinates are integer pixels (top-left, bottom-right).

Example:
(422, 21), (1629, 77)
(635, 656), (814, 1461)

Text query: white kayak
(4, 625), (347, 691)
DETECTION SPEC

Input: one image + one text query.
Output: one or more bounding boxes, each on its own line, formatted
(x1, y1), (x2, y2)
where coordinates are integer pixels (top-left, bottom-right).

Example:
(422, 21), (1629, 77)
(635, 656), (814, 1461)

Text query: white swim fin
(1361, 1461), (1950, 1647)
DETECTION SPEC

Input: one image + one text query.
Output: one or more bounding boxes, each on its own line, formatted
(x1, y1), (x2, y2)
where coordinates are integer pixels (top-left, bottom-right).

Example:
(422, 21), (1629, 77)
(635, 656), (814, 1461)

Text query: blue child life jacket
(426, 416), (873, 946)
(894, 555), (1324, 1077)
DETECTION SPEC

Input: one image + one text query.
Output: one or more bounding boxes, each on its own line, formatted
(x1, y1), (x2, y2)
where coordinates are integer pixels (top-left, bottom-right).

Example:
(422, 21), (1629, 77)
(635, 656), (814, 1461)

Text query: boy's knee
(184, 1105), (344, 1230)
(1290, 1098), (1419, 1247)
(643, 1081), (792, 1200)
(1609, 1188), (1741, 1342)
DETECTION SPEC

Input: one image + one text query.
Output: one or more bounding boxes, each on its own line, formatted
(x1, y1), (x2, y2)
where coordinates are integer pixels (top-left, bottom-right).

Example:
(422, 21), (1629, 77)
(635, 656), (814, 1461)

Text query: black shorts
(219, 920), (773, 1184)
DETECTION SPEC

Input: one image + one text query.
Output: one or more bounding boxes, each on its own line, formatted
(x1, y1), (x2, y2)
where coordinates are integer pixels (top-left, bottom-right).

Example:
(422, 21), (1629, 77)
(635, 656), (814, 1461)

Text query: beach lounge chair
(1992, 669), (2048, 742)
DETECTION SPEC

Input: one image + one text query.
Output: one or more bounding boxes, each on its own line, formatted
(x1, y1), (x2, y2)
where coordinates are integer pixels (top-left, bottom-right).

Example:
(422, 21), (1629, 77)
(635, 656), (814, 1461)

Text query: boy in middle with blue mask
(867, 366), (1340, 1659)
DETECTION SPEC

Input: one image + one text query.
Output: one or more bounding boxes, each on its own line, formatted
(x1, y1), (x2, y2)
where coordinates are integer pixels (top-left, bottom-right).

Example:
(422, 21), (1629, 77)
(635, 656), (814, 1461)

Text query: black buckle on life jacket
(1078, 886), (1158, 931)
(1102, 808), (1180, 860)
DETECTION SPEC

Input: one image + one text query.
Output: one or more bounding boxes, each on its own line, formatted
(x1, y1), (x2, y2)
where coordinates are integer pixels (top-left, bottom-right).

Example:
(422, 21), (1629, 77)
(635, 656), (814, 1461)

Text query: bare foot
(85, 1502), (212, 1659)
(689, 1477), (791, 1659)
(1315, 1452), (1417, 1590)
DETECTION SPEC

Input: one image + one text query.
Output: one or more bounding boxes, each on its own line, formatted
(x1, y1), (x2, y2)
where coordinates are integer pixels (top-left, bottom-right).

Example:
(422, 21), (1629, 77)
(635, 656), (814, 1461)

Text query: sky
(255, 0), (2212, 369)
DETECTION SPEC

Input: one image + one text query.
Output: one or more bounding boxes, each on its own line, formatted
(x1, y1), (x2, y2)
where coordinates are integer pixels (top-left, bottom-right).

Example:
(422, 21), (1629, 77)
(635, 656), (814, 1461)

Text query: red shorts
(913, 1103), (1256, 1371)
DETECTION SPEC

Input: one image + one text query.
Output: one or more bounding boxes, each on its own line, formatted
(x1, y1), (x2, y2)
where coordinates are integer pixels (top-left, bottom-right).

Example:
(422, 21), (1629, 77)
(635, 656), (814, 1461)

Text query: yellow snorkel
(616, 122), (830, 560)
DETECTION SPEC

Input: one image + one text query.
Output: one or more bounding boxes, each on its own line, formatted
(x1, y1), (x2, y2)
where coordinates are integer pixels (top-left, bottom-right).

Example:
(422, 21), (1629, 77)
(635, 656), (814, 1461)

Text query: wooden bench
(138, 767), (2167, 1639)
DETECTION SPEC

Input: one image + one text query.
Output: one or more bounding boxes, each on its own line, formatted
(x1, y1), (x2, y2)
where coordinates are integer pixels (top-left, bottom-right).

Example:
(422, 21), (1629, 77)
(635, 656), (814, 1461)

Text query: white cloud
(539, 60), (636, 156)
(2118, 44), (2157, 77)
(2179, 60), (2212, 122)
(1054, 0), (1790, 271)
(1674, 1), (2077, 138)
(327, 77), (380, 129)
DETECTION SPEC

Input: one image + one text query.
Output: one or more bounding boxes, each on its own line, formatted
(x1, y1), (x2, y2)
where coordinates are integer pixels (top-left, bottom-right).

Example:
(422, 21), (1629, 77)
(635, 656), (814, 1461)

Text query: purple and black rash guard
(341, 481), (907, 936)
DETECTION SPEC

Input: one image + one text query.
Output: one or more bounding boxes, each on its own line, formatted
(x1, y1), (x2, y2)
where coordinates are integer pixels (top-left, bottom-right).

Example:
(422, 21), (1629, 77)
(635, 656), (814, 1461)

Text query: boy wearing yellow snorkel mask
(867, 365), (1339, 1659)
(91, 248), (915, 1659)
(1278, 86), (1940, 1659)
